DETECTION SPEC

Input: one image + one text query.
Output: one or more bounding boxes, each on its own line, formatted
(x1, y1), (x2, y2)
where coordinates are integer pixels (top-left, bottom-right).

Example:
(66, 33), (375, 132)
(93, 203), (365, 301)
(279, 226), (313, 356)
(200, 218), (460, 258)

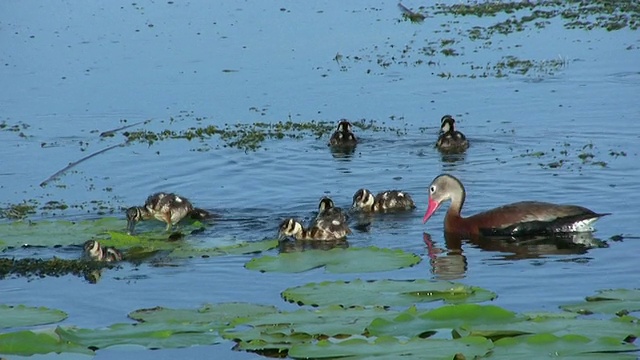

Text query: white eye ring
(430, 185), (436, 193)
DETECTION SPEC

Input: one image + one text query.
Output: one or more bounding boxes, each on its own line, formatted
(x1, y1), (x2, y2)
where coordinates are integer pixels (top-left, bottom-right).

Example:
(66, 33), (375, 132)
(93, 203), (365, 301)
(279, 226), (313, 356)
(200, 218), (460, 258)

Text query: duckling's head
(352, 189), (375, 210)
(83, 240), (102, 260)
(278, 218), (304, 239)
(104, 247), (123, 262)
(318, 197), (335, 214)
(125, 206), (147, 234)
(336, 119), (353, 133)
(440, 115), (456, 133)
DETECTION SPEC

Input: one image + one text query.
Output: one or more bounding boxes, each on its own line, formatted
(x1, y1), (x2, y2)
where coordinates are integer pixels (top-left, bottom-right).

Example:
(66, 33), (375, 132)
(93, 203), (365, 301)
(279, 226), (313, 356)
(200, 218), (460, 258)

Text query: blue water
(1, 1), (639, 359)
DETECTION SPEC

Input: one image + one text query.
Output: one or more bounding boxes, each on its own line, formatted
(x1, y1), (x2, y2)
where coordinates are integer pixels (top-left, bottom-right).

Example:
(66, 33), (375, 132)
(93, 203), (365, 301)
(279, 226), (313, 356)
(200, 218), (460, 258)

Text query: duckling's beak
(126, 218), (137, 235)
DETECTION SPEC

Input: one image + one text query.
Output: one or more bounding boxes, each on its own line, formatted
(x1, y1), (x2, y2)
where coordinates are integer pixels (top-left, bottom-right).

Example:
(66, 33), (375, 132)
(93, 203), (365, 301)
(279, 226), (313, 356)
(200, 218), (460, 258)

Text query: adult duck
(422, 174), (609, 236)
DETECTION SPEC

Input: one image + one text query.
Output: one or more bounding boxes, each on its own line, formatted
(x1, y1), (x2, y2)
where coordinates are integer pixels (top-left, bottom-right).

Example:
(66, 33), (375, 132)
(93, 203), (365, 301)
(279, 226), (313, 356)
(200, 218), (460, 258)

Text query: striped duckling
(328, 119), (358, 148)
(436, 115), (469, 153)
(83, 240), (123, 262)
(278, 197), (350, 241)
(351, 189), (416, 212)
(126, 192), (195, 234)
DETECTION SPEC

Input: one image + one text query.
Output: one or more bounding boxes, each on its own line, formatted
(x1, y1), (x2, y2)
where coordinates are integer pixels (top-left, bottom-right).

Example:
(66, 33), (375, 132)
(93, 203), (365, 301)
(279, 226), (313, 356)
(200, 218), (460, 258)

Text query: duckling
(83, 240), (123, 262)
(316, 196), (348, 224)
(328, 119), (358, 148)
(351, 189), (416, 212)
(126, 192), (194, 234)
(279, 216), (351, 241)
(436, 115), (469, 153)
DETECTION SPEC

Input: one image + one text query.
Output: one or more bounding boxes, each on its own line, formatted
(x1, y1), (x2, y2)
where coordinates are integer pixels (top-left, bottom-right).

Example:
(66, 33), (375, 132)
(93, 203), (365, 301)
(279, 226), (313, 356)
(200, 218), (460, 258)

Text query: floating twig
(99, 120), (147, 138)
(40, 142), (129, 187)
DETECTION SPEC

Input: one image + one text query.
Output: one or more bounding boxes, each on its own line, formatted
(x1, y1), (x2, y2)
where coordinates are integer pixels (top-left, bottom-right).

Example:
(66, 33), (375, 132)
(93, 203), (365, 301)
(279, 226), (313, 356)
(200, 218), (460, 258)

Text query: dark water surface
(1, 1), (639, 359)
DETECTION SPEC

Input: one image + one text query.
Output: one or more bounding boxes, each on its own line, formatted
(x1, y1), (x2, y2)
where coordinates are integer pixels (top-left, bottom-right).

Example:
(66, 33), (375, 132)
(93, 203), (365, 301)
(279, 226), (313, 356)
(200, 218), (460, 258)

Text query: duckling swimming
(329, 119), (358, 148)
(126, 192), (194, 234)
(279, 216), (351, 241)
(436, 115), (469, 153)
(316, 196), (348, 225)
(351, 189), (416, 212)
(83, 240), (123, 262)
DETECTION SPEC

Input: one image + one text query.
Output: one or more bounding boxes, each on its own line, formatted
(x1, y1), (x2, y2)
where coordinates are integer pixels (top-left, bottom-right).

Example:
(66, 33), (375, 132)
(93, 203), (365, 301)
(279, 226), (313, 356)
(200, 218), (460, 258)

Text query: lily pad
(0, 304), (68, 329)
(128, 302), (278, 325)
(288, 335), (492, 360)
(367, 304), (517, 338)
(0, 328), (92, 356)
(0, 217), (120, 250)
(561, 289), (640, 315)
(225, 305), (396, 344)
(282, 279), (497, 307)
(490, 333), (639, 359)
(245, 247), (421, 274)
(169, 239), (279, 258)
(55, 322), (223, 350)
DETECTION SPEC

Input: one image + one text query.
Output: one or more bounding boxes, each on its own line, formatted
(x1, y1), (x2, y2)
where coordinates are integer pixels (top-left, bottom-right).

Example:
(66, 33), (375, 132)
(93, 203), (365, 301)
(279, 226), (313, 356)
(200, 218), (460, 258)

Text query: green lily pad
(169, 239), (279, 258)
(225, 305), (396, 345)
(561, 289), (640, 315)
(245, 247), (421, 274)
(0, 328), (92, 356)
(282, 279), (497, 307)
(55, 322), (221, 350)
(0, 304), (68, 329)
(128, 302), (278, 325)
(0, 217), (120, 250)
(367, 304), (517, 338)
(491, 333), (639, 359)
(461, 317), (640, 341)
(288, 335), (493, 359)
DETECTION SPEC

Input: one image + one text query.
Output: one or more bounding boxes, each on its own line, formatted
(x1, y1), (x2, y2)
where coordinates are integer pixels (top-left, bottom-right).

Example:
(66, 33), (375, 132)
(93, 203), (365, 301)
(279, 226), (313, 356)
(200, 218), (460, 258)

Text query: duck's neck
(447, 181), (466, 220)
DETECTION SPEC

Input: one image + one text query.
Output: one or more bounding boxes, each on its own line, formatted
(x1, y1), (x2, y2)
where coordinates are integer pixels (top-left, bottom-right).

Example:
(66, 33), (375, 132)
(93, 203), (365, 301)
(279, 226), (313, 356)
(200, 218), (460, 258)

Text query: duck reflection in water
(278, 238), (349, 253)
(423, 231), (608, 278)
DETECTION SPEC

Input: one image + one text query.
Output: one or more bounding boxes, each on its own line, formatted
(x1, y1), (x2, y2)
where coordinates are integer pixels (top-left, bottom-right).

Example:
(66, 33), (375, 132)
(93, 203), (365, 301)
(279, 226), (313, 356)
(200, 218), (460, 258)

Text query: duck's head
(423, 174), (465, 223)
(126, 206), (145, 234)
(351, 188), (374, 210)
(83, 240), (102, 260)
(278, 218), (304, 239)
(440, 115), (456, 133)
(318, 197), (335, 214)
(336, 119), (353, 133)
(104, 247), (123, 262)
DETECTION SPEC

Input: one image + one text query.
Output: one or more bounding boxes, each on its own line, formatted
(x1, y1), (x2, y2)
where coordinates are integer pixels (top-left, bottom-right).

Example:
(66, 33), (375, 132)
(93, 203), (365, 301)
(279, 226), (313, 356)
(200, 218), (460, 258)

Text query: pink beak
(423, 197), (440, 223)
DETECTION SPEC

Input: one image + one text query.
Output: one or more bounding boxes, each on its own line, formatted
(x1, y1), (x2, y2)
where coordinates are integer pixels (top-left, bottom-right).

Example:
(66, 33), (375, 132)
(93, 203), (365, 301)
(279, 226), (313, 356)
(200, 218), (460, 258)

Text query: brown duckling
(436, 115), (469, 153)
(328, 119), (358, 148)
(126, 192), (195, 234)
(83, 240), (123, 262)
(279, 215), (351, 241)
(351, 188), (416, 212)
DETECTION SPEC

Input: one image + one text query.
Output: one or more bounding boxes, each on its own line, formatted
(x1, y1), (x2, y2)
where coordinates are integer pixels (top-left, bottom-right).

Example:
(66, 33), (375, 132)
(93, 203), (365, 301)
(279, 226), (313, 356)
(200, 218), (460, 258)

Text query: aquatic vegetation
(0, 287), (638, 357)
(0, 304), (68, 329)
(282, 279), (496, 307)
(517, 141), (628, 171)
(245, 247), (421, 274)
(120, 119), (406, 151)
(0, 257), (116, 281)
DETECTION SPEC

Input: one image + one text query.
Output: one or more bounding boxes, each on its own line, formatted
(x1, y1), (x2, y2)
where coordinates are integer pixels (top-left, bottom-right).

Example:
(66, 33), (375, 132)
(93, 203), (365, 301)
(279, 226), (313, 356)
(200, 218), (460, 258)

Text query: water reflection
(439, 152), (467, 170)
(424, 231), (608, 278)
(278, 238), (349, 253)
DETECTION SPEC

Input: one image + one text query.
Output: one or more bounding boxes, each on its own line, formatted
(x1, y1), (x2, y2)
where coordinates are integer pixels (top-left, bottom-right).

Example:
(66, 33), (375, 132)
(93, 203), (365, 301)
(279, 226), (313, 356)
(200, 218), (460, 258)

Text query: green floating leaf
(288, 335), (492, 360)
(0, 328), (92, 356)
(0, 304), (68, 329)
(245, 246), (421, 274)
(129, 302), (278, 326)
(169, 239), (279, 258)
(55, 322), (221, 350)
(464, 317), (640, 341)
(491, 333), (639, 359)
(282, 279), (496, 307)
(225, 305), (397, 349)
(0, 217), (121, 250)
(368, 304), (517, 338)
(561, 289), (640, 315)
